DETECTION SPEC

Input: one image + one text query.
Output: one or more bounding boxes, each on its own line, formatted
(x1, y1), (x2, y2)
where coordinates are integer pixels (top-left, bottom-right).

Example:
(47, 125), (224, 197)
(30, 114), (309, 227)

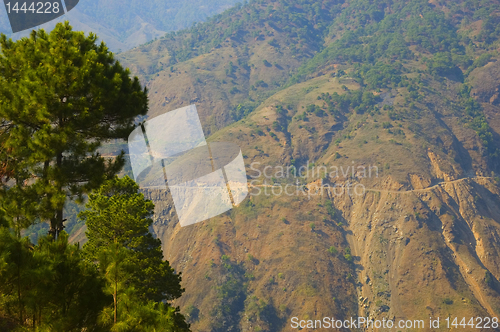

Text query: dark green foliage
(0, 209), (8, 228)
(287, 0), (500, 86)
(81, 176), (184, 303)
(426, 52), (463, 80)
(405, 10), (462, 54)
(459, 84), (500, 170)
(159, 0), (344, 63)
(465, 53), (494, 76)
(186, 304), (200, 322)
(0, 229), (108, 331)
(0, 1), (243, 41)
(81, 176), (189, 331)
(442, 298), (453, 305)
(244, 295), (284, 331)
(306, 104), (325, 117)
(344, 247), (353, 263)
(210, 256), (247, 332)
(318, 90), (380, 116)
(230, 103), (256, 121)
(96, 244), (189, 331)
(328, 246), (338, 255)
(0, 177), (190, 332)
(357, 62), (407, 89)
(268, 39), (279, 48)
(272, 105), (290, 137)
(325, 200), (336, 219)
(485, 271), (495, 289)
(0, 22), (190, 332)
(295, 112), (308, 122)
(476, 13), (500, 44)
(63, 200), (86, 236)
(0, 22), (148, 237)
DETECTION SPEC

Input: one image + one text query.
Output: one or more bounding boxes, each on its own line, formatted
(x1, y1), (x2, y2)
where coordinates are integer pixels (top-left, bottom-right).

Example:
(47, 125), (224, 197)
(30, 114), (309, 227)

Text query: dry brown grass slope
(113, 1), (500, 331)
(137, 64), (500, 330)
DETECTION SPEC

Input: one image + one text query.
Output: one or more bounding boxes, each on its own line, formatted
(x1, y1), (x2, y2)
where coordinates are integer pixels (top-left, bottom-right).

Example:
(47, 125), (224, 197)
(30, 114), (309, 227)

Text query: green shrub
(328, 246), (338, 255)
(443, 298), (453, 305)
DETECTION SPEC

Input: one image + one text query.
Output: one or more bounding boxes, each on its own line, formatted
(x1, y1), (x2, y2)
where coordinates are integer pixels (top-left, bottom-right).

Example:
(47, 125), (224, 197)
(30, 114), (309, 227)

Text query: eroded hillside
(118, 0), (500, 331)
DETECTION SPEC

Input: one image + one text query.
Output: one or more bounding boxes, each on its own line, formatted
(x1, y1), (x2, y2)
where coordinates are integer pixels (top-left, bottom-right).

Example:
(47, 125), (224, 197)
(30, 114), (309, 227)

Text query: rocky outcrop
(338, 176), (500, 326)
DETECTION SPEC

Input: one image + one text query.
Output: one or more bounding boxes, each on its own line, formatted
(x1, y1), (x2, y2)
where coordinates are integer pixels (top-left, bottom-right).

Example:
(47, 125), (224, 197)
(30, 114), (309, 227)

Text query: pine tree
(35, 233), (109, 331)
(0, 229), (109, 331)
(81, 176), (190, 331)
(98, 243), (135, 327)
(0, 22), (148, 238)
(0, 228), (35, 326)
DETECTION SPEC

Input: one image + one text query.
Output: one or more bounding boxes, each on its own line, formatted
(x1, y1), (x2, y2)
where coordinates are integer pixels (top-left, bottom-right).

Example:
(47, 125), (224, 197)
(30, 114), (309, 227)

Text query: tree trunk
(114, 273), (118, 324)
(54, 152), (64, 239)
(45, 159), (59, 240)
(17, 263), (22, 325)
(55, 208), (64, 240)
(114, 285), (117, 324)
(49, 207), (64, 239)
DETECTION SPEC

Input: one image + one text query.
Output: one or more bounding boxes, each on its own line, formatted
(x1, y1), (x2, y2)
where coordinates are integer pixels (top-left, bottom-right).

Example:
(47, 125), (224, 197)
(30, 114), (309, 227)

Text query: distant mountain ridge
(0, 0), (241, 51)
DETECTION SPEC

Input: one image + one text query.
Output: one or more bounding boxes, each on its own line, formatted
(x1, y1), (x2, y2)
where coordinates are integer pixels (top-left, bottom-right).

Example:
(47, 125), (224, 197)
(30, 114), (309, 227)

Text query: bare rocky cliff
(340, 176), (500, 324)
(142, 170), (500, 331)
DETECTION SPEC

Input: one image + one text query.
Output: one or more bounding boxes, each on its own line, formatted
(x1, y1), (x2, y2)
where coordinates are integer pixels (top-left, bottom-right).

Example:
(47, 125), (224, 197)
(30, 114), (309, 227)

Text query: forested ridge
(127, 0), (500, 171)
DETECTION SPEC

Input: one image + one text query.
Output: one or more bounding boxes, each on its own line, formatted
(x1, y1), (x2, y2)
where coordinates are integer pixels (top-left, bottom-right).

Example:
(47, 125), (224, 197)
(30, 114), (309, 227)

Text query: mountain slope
(119, 0), (500, 330)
